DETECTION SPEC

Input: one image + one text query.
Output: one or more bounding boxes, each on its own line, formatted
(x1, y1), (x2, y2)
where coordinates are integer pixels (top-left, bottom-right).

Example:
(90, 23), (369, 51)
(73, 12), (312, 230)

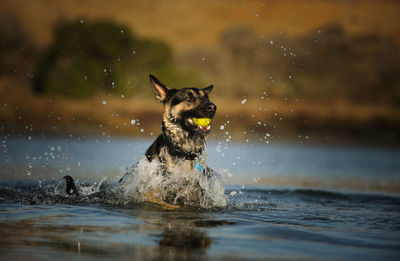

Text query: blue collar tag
(194, 162), (203, 173)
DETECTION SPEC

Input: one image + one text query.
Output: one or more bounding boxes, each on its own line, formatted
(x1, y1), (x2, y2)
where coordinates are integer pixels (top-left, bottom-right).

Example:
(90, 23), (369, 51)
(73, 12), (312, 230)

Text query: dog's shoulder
(145, 134), (166, 162)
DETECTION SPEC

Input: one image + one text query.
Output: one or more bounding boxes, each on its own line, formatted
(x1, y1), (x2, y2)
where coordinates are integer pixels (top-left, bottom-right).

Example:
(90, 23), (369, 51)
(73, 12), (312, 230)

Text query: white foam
(119, 157), (227, 208)
(79, 176), (108, 196)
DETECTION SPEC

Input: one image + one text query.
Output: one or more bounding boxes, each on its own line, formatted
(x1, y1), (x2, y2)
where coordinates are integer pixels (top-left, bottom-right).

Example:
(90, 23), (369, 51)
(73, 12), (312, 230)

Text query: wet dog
(144, 74), (217, 174)
(65, 75), (218, 207)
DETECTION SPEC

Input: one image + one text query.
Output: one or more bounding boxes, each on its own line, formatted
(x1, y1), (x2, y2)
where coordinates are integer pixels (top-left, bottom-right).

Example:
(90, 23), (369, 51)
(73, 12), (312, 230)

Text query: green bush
(34, 19), (176, 98)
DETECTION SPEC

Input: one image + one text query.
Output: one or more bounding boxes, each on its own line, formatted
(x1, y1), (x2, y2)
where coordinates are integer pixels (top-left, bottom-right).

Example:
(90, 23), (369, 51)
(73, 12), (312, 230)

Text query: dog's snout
(207, 102), (216, 112)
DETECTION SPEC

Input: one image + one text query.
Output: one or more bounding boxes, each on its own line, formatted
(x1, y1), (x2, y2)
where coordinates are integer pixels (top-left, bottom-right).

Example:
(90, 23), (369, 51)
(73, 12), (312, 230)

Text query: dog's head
(149, 75), (217, 136)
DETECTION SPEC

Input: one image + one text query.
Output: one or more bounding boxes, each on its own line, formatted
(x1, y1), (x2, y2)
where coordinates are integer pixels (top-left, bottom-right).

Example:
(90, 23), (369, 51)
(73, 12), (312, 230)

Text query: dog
(144, 74), (217, 174)
(65, 75), (218, 208)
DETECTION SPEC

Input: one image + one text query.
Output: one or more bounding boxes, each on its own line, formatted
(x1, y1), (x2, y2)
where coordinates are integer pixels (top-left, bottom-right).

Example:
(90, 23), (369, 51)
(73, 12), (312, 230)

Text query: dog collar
(162, 133), (202, 161)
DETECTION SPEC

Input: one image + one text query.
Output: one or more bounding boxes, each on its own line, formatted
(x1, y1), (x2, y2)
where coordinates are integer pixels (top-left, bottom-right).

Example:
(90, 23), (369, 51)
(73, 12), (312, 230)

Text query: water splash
(119, 158), (227, 208)
(50, 156), (227, 208)
(54, 175), (99, 195)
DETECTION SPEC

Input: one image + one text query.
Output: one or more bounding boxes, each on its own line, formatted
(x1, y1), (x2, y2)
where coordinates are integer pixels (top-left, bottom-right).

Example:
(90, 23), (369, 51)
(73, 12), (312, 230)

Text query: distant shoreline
(1, 84), (399, 147)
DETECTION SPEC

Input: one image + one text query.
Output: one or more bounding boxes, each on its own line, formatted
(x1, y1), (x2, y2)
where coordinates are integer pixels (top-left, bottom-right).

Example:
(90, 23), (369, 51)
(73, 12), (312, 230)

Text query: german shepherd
(65, 75), (217, 207)
(144, 74), (216, 174)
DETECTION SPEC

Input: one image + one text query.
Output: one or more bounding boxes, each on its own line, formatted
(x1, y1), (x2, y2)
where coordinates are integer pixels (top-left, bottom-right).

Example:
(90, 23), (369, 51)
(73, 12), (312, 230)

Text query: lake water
(1, 136), (400, 260)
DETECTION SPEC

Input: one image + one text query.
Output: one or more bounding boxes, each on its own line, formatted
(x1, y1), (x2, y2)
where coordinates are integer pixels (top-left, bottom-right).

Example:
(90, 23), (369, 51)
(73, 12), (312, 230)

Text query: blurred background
(1, 0), (400, 145)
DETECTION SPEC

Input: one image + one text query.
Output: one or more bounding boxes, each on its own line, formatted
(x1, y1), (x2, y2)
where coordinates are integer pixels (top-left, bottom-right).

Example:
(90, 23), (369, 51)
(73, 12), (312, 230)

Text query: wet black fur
(64, 175), (79, 196)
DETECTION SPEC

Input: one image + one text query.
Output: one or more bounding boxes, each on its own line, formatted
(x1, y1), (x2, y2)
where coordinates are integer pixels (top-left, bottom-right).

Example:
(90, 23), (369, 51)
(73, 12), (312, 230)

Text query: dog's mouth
(186, 117), (212, 134)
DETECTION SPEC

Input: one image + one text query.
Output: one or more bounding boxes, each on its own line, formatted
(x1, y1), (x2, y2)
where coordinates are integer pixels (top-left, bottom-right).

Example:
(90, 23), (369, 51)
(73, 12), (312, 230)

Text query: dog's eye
(185, 94), (195, 103)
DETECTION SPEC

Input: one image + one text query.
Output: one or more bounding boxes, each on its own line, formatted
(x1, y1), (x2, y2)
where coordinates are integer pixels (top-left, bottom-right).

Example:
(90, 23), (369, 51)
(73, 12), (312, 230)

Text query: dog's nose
(207, 102), (216, 112)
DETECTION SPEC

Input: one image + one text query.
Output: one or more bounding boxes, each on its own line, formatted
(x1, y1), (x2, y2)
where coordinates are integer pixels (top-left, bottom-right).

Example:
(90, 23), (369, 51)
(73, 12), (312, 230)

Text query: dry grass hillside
(1, 0), (400, 50)
(1, 78), (399, 145)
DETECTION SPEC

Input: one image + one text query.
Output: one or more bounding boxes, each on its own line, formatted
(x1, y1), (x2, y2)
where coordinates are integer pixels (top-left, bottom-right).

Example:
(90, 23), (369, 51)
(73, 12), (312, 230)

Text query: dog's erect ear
(203, 85), (214, 95)
(149, 74), (169, 103)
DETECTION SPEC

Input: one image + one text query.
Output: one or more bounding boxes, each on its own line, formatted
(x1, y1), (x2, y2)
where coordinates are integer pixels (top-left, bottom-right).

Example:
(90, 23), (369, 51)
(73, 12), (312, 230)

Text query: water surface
(1, 136), (399, 260)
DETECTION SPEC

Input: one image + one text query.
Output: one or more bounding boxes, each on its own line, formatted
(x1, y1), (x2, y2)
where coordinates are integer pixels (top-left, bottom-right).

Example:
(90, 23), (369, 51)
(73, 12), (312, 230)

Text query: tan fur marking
(167, 91), (200, 120)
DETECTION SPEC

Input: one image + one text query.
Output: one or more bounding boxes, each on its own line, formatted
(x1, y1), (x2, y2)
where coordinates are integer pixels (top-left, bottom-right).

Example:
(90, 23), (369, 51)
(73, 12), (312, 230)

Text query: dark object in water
(64, 175), (79, 196)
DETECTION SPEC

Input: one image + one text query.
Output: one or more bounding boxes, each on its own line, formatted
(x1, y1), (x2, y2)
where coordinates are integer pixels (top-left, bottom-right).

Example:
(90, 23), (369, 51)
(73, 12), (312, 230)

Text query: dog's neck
(162, 120), (206, 159)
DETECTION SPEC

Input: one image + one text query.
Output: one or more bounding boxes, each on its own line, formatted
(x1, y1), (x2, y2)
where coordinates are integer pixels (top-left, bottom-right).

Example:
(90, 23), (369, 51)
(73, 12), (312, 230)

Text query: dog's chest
(159, 146), (205, 174)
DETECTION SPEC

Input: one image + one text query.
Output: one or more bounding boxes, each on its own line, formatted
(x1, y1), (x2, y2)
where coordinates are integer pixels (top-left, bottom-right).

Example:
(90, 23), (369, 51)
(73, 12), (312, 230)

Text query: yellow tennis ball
(192, 117), (211, 127)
